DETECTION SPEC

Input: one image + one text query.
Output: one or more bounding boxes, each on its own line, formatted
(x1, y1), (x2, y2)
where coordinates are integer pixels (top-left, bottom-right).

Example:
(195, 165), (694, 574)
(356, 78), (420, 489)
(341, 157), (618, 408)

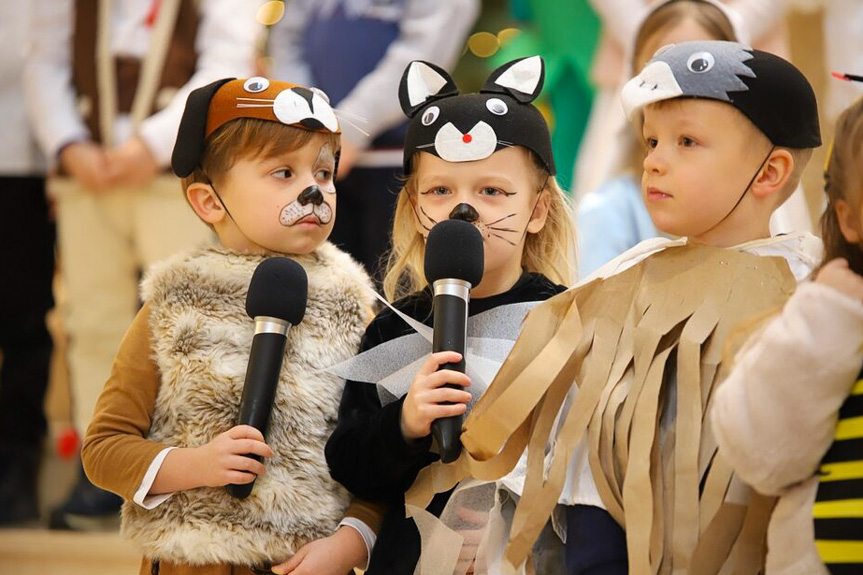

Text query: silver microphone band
(254, 316), (291, 336)
(433, 278), (471, 300)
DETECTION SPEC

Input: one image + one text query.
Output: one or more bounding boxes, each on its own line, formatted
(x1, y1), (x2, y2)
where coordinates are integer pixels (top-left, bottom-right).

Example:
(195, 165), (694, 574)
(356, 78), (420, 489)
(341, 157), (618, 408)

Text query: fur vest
(122, 243), (372, 566)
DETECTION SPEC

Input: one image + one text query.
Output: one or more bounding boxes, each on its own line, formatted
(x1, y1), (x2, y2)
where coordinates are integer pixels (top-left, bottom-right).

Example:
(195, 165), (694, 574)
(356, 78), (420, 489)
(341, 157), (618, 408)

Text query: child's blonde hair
(383, 148), (574, 301)
(821, 97), (863, 275)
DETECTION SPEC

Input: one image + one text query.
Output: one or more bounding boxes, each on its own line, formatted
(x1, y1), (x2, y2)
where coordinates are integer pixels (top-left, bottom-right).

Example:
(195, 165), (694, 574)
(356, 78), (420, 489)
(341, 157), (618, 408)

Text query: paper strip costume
(400, 41), (823, 574)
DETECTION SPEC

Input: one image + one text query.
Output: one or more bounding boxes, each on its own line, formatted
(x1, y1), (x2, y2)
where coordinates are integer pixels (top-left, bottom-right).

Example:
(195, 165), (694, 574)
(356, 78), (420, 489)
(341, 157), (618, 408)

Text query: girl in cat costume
(325, 56), (575, 574)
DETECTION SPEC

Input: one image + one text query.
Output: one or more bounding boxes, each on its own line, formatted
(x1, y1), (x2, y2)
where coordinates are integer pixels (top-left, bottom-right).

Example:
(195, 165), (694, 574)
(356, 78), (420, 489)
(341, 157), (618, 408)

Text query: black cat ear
(172, 77), (234, 178)
(481, 56), (545, 104)
(399, 61), (459, 118)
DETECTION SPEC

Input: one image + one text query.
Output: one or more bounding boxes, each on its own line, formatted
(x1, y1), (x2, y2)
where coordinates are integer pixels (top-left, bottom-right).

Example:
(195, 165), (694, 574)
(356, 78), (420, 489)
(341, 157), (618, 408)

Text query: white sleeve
(711, 282), (863, 496)
(137, 0), (263, 167)
(333, 0), (481, 148)
(132, 447), (177, 509)
(23, 0), (91, 166)
(337, 518), (376, 570)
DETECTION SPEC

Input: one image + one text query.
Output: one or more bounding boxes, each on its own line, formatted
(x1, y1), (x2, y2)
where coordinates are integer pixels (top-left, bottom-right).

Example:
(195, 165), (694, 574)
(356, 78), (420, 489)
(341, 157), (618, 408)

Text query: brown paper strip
(404, 245), (796, 573)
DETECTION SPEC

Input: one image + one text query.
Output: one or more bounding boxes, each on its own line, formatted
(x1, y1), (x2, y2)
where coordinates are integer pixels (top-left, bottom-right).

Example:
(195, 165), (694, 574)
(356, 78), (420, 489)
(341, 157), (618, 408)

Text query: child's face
(216, 133), (337, 255)
(641, 99), (772, 244)
(412, 147), (549, 295)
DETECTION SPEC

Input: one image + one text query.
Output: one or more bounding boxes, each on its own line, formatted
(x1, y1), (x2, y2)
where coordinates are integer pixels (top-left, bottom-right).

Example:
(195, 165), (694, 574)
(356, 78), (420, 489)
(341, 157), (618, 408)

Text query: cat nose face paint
(413, 198), (523, 247)
(448, 202), (480, 223)
(280, 185), (333, 226)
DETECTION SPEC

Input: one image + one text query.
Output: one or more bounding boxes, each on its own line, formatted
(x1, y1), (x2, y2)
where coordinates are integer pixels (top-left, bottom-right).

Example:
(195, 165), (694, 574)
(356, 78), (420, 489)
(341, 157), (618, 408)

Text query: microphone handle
(430, 284), (469, 464)
(226, 329), (288, 499)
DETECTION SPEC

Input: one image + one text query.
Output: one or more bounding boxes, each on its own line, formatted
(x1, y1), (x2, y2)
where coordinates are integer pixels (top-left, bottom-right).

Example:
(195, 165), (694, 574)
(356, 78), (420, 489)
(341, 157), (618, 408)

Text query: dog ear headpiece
(172, 77), (340, 178)
(621, 40), (821, 148)
(399, 56), (555, 175)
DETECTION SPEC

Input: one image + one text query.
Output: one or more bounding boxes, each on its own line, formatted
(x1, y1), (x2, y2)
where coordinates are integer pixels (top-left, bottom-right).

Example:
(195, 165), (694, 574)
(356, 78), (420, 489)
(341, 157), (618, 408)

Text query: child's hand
(400, 351), (472, 441)
(815, 258), (863, 303)
(270, 526), (367, 574)
(193, 425), (273, 487)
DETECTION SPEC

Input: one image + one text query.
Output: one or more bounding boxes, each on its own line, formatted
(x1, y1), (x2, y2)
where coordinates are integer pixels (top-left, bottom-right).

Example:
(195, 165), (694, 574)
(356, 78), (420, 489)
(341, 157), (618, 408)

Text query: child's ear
(751, 148), (793, 200)
(836, 198), (862, 244)
(526, 189), (551, 234)
(186, 182), (228, 225)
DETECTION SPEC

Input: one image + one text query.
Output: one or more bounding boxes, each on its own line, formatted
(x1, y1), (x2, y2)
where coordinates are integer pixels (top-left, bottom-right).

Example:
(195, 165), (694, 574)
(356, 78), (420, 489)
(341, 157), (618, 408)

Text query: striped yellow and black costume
(815, 370), (863, 573)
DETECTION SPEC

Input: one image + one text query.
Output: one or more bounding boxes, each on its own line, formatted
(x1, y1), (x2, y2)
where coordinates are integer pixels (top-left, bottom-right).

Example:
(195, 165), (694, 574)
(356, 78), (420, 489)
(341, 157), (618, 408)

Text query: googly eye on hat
(399, 56), (556, 175)
(172, 77), (340, 178)
(621, 40), (821, 148)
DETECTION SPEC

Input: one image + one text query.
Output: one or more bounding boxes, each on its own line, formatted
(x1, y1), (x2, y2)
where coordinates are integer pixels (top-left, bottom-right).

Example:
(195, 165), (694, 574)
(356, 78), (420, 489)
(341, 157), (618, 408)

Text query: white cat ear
(482, 56), (545, 103)
(399, 61), (458, 118)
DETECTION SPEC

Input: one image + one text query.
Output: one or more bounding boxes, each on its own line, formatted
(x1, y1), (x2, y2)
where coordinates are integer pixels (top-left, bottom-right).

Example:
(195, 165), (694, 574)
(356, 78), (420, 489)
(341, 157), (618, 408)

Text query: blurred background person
(24, 0), (262, 531)
(0, 1), (57, 527)
(573, 0), (790, 199)
(486, 0), (601, 193)
(267, 0), (480, 283)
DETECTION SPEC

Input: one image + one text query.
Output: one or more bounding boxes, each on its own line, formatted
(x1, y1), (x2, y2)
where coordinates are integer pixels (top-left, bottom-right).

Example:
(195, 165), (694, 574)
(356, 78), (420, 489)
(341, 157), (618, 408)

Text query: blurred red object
(56, 428), (80, 459)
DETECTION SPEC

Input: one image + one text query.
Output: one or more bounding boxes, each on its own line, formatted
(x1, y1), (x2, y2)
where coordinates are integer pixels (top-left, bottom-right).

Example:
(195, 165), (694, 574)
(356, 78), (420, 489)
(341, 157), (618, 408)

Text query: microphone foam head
(245, 257), (308, 324)
(424, 219), (484, 286)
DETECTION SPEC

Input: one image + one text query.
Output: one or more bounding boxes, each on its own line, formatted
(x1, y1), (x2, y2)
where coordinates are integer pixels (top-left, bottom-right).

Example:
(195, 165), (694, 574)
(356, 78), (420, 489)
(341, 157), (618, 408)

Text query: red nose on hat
(463, 134), (472, 143)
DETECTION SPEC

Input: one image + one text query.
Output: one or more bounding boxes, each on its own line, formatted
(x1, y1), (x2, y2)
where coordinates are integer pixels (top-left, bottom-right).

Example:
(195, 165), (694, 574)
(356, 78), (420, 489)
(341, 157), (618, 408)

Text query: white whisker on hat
(333, 109), (369, 123)
(336, 114), (370, 137)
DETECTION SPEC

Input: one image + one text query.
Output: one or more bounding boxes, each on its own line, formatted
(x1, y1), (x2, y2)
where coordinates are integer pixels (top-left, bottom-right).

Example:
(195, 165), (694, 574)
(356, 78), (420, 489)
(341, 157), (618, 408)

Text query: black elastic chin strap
(702, 146), (775, 237)
(207, 180), (236, 223)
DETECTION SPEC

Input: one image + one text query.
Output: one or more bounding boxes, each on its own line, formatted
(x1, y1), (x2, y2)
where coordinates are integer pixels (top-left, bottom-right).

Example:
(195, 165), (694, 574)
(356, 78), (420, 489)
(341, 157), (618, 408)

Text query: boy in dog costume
(403, 41), (823, 574)
(81, 77), (382, 575)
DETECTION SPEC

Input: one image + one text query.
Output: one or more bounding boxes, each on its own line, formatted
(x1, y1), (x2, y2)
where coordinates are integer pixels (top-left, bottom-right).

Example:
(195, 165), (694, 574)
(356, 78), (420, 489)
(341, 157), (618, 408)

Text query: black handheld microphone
(226, 257), (308, 499)
(424, 219), (484, 463)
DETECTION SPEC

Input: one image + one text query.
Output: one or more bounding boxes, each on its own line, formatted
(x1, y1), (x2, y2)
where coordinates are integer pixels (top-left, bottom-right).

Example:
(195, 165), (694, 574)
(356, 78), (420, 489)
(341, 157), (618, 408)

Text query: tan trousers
(51, 174), (214, 436)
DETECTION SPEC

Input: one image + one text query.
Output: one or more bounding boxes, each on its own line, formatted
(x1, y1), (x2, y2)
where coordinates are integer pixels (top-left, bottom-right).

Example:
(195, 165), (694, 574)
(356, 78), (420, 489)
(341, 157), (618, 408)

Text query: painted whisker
(486, 213), (517, 226)
(491, 233), (517, 246)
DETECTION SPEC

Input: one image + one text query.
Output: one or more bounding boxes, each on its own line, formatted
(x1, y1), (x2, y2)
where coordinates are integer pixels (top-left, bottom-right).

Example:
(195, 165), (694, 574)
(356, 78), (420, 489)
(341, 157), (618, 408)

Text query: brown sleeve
(344, 498), (386, 534)
(81, 303), (171, 501)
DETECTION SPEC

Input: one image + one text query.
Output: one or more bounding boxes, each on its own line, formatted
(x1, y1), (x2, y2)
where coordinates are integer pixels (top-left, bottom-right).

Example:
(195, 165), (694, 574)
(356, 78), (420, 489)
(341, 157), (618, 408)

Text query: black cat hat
(399, 56), (555, 176)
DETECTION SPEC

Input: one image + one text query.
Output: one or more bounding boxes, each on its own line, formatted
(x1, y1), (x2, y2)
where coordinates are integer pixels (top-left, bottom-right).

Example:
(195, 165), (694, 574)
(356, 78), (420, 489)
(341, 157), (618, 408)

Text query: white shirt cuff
(338, 517), (376, 570)
(133, 446), (177, 509)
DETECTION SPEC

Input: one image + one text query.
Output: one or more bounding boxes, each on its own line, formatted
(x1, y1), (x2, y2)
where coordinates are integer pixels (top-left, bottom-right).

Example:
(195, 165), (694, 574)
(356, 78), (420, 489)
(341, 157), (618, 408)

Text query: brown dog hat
(172, 77), (340, 178)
